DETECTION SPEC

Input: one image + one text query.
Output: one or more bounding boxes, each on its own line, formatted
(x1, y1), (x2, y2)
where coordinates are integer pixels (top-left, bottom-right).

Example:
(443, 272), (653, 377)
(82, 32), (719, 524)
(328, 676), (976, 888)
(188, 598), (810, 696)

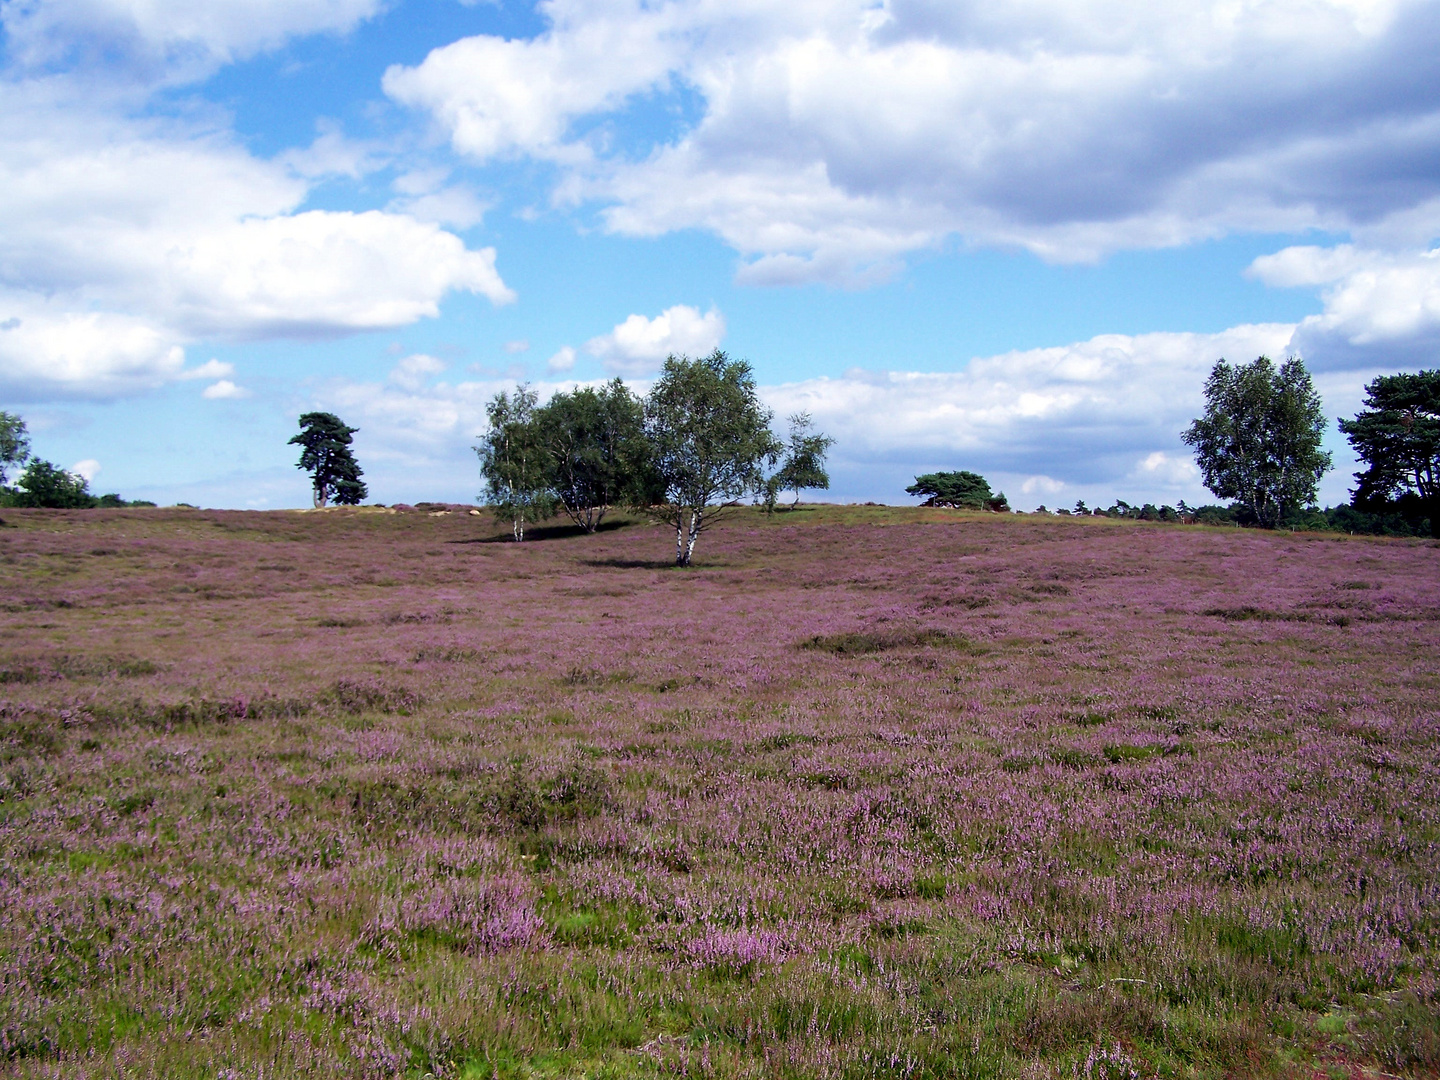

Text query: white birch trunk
(684, 507), (702, 564)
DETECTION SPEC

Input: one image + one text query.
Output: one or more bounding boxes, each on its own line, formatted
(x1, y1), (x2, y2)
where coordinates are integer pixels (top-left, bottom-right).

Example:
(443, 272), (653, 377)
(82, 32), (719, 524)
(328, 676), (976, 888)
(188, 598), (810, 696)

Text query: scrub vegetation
(1, 504), (1438, 1079)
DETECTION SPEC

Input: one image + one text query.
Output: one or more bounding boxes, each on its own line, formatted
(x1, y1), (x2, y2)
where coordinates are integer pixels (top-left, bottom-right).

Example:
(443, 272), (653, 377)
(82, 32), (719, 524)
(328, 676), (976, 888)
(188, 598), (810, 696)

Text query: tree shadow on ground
(582, 557), (678, 570)
(447, 519), (633, 544)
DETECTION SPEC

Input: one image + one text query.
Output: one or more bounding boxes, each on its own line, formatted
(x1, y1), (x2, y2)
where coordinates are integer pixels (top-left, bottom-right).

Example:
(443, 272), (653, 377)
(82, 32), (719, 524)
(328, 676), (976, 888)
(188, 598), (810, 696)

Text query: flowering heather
(1, 504), (1438, 1078)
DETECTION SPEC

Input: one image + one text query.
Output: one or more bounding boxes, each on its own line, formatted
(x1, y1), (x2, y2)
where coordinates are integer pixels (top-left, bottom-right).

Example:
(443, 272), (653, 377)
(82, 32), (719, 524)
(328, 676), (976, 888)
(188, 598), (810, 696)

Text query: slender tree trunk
(514, 516), (524, 542)
(313, 485), (327, 509)
(675, 511), (687, 566)
(684, 507), (702, 565)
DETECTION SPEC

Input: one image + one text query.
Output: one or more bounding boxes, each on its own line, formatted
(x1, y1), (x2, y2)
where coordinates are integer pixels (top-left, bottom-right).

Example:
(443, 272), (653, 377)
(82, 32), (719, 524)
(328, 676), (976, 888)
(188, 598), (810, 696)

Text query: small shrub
(1051, 747), (1099, 770)
(798, 627), (962, 655)
(413, 645), (480, 663)
(545, 757), (611, 816)
(498, 767), (546, 831)
(329, 678), (421, 715)
(1103, 744), (1160, 764)
(560, 665), (607, 686)
(915, 873), (947, 900)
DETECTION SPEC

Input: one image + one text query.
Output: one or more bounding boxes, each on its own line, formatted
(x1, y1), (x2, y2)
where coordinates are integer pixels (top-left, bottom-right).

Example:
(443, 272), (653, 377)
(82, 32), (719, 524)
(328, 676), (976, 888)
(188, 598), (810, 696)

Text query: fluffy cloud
(177, 359), (235, 381)
(3, 0), (383, 80)
(382, 9), (682, 162)
(153, 212), (513, 338)
(201, 379), (249, 399)
(1250, 245), (1440, 368)
(0, 82), (514, 399)
(546, 346), (577, 374)
(390, 0), (1440, 280)
(0, 300), (185, 400)
(585, 305), (726, 375)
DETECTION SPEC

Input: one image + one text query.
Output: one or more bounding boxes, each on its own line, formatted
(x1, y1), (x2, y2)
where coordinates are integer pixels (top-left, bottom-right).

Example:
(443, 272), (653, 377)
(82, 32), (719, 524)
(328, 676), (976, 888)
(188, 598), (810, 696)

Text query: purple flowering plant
(0, 503), (1437, 1077)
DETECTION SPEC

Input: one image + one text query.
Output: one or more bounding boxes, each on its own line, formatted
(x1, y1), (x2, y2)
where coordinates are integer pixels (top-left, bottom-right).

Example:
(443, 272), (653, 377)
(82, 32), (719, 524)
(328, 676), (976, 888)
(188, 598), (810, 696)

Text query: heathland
(1, 505), (1438, 1079)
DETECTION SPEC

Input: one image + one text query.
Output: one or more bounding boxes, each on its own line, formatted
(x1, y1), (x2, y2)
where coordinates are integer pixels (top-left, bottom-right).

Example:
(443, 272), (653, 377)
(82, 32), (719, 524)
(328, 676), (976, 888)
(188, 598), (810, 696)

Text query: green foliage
(0, 411), (30, 487)
(534, 379), (656, 532)
(1338, 369), (1440, 537)
(1182, 356), (1331, 528)
(1189, 503), (1239, 526)
(11, 459), (95, 508)
(643, 350), (782, 565)
(770, 412), (834, 509)
(906, 470), (1009, 511)
(1319, 502), (1420, 536)
(289, 412), (368, 508)
(477, 385), (556, 541)
(1097, 501), (1182, 522)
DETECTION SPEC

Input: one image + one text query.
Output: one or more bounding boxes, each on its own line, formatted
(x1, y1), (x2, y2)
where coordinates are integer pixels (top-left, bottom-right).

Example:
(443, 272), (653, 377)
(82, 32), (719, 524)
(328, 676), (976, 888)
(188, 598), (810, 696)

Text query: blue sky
(2, 0), (1438, 511)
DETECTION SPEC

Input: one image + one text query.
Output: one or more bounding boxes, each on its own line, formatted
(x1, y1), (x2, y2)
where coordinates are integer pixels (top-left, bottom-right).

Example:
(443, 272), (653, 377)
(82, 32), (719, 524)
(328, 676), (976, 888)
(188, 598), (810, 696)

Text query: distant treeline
(1043, 499), (1428, 536)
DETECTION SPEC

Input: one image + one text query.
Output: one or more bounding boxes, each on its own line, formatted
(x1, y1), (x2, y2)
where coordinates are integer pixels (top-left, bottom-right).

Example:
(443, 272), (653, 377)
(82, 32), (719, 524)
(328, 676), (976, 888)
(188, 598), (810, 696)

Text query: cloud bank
(388, 0), (1440, 281)
(1250, 244), (1440, 369)
(0, 13), (514, 402)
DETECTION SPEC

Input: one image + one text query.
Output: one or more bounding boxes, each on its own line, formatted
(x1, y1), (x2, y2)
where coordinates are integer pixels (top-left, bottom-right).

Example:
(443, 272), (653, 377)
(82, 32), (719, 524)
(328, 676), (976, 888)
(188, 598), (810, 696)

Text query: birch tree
(477, 386), (554, 540)
(534, 379), (655, 532)
(643, 351), (780, 566)
(774, 412), (835, 506)
(0, 412), (30, 487)
(1182, 356), (1331, 528)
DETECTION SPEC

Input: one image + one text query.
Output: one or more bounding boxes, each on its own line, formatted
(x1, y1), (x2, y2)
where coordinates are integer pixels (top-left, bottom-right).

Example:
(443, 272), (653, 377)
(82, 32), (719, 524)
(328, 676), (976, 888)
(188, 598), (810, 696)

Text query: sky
(1, 0), (1438, 511)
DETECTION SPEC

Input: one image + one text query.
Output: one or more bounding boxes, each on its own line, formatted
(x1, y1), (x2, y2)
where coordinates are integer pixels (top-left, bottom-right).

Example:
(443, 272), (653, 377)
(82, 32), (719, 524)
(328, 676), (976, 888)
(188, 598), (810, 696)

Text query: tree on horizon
(1339, 369), (1439, 537)
(290, 412), (368, 508)
(643, 351), (780, 565)
(1182, 355), (1330, 528)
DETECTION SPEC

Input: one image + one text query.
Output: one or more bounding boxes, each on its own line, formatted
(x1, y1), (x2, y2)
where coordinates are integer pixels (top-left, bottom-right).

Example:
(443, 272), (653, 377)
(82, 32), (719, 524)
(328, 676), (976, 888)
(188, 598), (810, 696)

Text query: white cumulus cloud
(1020, 475), (1066, 496)
(0, 80), (515, 400)
(585, 305), (726, 376)
(761, 322), (1302, 501)
(388, 0), (1440, 281)
(201, 379), (248, 399)
(3, 0), (385, 81)
(1251, 245), (1440, 368)
(0, 299), (186, 400)
(547, 346), (577, 374)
